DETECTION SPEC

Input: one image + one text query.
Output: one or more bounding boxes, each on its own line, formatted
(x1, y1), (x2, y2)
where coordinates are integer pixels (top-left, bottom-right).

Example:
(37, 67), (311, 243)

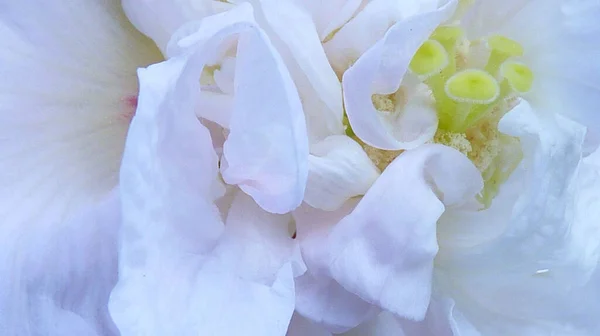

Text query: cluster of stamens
(412, 27), (532, 206)
(409, 27), (533, 133)
(348, 25), (534, 207)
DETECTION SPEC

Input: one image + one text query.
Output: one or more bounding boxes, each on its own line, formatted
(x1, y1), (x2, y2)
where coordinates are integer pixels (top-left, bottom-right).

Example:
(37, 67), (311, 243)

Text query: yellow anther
(500, 61), (534, 93)
(484, 35), (524, 76)
(409, 40), (449, 78)
(445, 69), (500, 104)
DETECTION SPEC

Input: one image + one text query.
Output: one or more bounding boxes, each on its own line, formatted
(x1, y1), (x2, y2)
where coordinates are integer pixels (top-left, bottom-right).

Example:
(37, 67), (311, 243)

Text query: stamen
(484, 35), (523, 76)
(431, 25), (464, 75)
(409, 40), (449, 78)
(445, 69), (500, 104)
(500, 61), (534, 93)
(443, 69), (499, 131)
(410, 38), (457, 129)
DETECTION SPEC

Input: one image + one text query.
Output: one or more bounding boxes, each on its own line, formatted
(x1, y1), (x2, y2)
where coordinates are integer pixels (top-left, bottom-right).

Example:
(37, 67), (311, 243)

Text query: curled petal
(110, 51), (296, 334)
(305, 135), (380, 211)
(327, 144), (482, 320)
(293, 201), (377, 332)
(152, 3), (309, 214)
(342, 0), (457, 150)
(122, 0), (232, 53)
(287, 313), (333, 336)
(256, 0), (345, 142)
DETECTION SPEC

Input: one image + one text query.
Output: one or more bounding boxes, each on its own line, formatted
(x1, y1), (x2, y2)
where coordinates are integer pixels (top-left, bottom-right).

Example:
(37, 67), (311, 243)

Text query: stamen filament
(484, 35), (523, 76)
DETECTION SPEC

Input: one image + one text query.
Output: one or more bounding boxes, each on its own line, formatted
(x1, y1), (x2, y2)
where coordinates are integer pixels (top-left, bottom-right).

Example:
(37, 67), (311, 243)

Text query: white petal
(436, 101), (600, 335)
(341, 311), (406, 336)
(138, 3), (309, 214)
(341, 0), (457, 150)
(0, 191), (121, 335)
(111, 56), (295, 334)
(305, 135), (380, 211)
(325, 0), (443, 74)
(0, 0), (160, 237)
(463, 0), (600, 153)
(122, 0), (233, 53)
(293, 201), (378, 332)
(302, 0), (364, 40)
(256, 0), (345, 142)
(221, 15), (309, 213)
(195, 90), (234, 128)
(327, 144), (482, 320)
(400, 297), (480, 336)
(287, 312), (333, 336)
(295, 272), (377, 334)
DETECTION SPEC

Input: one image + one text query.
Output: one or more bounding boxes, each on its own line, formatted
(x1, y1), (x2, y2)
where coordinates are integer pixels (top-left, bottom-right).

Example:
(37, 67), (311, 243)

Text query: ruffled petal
(341, 0), (457, 150)
(220, 9), (309, 213)
(0, 191), (121, 335)
(400, 297), (481, 336)
(255, 0), (344, 142)
(462, 0), (600, 153)
(110, 56), (295, 334)
(325, 0), (443, 74)
(304, 135), (380, 211)
(436, 101), (600, 335)
(293, 202), (377, 332)
(327, 144), (482, 320)
(122, 0), (233, 53)
(341, 311), (406, 336)
(287, 312), (333, 336)
(146, 3), (309, 214)
(295, 272), (377, 333)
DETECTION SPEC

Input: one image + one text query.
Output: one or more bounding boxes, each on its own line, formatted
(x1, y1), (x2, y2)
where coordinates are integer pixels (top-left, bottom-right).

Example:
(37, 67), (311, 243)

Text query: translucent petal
(0, 191), (121, 335)
(341, 0), (457, 150)
(304, 135), (380, 211)
(327, 144), (482, 320)
(111, 55), (295, 334)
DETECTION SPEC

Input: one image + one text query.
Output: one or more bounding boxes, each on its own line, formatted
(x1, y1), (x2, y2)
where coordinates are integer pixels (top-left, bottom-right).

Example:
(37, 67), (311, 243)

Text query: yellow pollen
(371, 93), (396, 112)
(434, 130), (472, 157)
(358, 139), (403, 172)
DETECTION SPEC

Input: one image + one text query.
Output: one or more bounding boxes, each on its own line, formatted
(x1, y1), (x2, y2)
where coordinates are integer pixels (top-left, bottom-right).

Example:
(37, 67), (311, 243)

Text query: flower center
(346, 24), (534, 207)
(420, 26), (531, 207)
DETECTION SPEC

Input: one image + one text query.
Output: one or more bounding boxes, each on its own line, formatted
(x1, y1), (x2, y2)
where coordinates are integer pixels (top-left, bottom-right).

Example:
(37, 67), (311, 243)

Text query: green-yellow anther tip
(500, 62), (534, 93)
(445, 69), (500, 104)
(409, 39), (449, 78)
(432, 25), (464, 43)
(487, 35), (523, 57)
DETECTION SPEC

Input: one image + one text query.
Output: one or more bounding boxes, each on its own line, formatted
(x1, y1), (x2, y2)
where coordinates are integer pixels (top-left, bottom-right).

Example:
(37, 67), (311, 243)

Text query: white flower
(287, 0), (600, 335)
(107, 3), (310, 335)
(107, 0), (600, 335)
(0, 0), (161, 334)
